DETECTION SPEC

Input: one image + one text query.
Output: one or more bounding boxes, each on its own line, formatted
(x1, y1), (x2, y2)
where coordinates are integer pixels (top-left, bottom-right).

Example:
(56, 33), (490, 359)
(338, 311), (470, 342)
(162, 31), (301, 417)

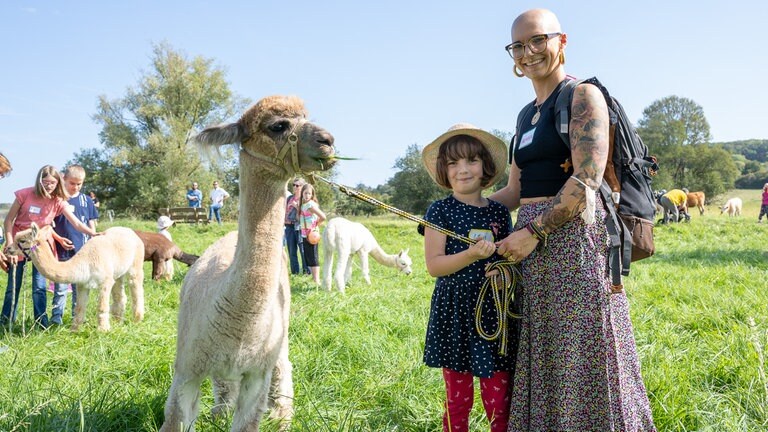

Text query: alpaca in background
(7, 223), (144, 331)
(322, 217), (412, 293)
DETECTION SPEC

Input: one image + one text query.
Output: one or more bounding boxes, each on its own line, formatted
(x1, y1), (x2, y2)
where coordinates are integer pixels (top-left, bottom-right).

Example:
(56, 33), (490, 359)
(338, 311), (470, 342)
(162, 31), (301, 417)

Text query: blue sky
(1, 0), (766, 204)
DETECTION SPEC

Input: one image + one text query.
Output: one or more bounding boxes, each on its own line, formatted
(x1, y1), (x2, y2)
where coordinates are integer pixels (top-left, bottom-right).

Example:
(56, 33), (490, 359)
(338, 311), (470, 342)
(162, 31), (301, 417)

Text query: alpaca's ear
(400, 248), (409, 256)
(30, 222), (39, 237)
(194, 122), (249, 147)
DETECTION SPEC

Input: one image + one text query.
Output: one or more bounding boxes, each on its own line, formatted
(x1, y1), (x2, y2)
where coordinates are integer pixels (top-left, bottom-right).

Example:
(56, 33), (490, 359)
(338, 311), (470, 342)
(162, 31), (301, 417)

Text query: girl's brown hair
(34, 165), (66, 199)
(299, 183), (318, 208)
(434, 135), (497, 189)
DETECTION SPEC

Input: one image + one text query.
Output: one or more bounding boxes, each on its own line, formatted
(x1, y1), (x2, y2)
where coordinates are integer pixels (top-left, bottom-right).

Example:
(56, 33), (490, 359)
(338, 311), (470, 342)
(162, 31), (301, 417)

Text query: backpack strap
(554, 77), (629, 286)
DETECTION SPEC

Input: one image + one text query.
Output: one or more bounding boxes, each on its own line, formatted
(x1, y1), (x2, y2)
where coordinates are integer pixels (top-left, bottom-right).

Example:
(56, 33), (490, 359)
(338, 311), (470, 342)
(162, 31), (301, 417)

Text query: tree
(636, 96), (712, 151)
(77, 42), (249, 217)
(387, 143), (444, 215)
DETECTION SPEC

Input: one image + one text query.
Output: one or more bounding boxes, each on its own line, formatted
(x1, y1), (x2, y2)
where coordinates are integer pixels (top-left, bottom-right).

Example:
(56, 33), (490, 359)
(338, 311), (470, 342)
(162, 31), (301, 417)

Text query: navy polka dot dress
(423, 195), (515, 378)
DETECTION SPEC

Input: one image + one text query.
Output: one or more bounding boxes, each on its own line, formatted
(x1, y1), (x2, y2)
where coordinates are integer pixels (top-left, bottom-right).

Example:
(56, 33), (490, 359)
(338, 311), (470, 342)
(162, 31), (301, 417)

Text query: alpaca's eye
(268, 121), (290, 133)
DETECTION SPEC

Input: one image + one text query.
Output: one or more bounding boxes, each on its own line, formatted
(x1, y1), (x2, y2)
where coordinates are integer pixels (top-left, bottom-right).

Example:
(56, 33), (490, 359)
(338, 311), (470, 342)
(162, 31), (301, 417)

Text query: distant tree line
(68, 43), (767, 219)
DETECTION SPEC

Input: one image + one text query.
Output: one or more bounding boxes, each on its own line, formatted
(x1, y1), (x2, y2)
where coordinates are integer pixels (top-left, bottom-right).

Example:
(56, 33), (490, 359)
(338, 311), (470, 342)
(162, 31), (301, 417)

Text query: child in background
(157, 215), (175, 277)
(0, 152), (11, 273)
(421, 124), (513, 432)
(299, 183), (326, 284)
(50, 165), (99, 326)
(157, 215), (174, 241)
(759, 183), (768, 223)
(2, 165), (99, 328)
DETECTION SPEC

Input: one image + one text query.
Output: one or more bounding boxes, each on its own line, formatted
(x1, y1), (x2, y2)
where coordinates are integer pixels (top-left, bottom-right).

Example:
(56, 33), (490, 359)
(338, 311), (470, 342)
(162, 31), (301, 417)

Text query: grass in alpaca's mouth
(318, 155), (361, 162)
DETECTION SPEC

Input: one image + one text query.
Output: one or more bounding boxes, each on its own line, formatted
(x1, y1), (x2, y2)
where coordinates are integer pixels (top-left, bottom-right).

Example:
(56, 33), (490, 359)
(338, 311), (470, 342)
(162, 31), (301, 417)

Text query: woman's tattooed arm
(539, 83), (609, 233)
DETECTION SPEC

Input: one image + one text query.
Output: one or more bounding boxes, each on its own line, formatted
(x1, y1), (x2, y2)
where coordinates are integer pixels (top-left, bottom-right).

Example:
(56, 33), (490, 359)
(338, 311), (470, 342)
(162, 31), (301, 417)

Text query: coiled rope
(310, 173), (521, 355)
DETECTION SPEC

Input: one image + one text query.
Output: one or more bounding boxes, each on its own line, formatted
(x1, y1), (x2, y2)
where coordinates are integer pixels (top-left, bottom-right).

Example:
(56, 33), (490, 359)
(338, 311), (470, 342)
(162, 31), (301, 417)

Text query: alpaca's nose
(316, 129), (334, 148)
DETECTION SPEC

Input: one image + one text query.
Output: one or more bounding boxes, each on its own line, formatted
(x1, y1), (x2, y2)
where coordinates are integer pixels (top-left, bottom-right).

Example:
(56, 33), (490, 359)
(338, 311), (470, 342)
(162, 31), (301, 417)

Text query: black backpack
(515, 77), (659, 288)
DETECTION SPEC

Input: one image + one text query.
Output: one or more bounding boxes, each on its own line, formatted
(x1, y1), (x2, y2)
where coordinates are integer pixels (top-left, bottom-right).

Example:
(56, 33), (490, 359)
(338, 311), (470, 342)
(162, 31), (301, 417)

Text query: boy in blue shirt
(50, 165), (99, 325)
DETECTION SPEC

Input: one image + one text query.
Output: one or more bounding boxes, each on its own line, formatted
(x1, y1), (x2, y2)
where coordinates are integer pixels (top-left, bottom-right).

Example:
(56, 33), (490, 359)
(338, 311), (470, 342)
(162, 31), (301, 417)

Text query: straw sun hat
(157, 215), (175, 230)
(422, 123), (508, 190)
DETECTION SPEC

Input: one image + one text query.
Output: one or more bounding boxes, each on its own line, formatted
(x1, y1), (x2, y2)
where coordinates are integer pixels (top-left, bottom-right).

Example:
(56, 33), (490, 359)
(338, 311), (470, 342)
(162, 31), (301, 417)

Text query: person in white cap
(157, 216), (174, 242)
(157, 215), (176, 277)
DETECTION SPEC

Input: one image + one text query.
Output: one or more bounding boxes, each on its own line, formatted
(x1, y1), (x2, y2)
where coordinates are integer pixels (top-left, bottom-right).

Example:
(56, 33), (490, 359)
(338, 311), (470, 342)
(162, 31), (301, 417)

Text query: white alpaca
(7, 223), (144, 331)
(720, 197), (743, 217)
(321, 217), (412, 293)
(160, 95), (336, 432)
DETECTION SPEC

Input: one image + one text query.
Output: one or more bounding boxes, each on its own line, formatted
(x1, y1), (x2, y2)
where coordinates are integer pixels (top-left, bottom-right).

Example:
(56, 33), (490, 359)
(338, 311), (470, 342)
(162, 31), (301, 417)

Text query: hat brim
(422, 127), (508, 190)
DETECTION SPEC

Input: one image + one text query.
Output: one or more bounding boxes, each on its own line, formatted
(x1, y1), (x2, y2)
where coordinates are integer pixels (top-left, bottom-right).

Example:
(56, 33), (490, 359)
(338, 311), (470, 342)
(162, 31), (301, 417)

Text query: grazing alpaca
(721, 197), (743, 217)
(686, 191), (706, 215)
(7, 223), (144, 331)
(133, 230), (199, 281)
(321, 217), (413, 293)
(160, 95), (336, 432)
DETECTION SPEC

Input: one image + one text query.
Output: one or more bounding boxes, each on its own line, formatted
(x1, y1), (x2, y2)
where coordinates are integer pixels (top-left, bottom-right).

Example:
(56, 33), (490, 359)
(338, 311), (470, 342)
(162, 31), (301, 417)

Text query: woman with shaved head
(491, 9), (656, 431)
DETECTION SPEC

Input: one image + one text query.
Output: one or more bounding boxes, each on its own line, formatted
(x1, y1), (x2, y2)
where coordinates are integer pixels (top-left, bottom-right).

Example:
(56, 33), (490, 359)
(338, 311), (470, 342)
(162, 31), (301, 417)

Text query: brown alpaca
(7, 223), (145, 331)
(160, 95), (336, 432)
(133, 231), (199, 281)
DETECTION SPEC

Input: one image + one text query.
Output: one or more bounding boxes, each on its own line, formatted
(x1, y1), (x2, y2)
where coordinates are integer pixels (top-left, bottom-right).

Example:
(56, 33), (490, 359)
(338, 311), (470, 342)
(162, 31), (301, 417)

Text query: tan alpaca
(321, 217), (412, 293)
(161, 95), (336, 432)
(7, 223), (145, 331)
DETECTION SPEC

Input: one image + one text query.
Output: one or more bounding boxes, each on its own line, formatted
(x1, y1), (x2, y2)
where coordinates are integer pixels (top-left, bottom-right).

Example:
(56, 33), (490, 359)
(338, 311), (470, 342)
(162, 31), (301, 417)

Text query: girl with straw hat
(421, 123), (513, 432)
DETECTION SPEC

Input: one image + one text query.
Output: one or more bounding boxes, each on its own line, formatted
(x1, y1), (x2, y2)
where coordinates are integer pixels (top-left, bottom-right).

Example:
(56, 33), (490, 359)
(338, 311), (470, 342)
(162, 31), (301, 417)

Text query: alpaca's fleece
(133, 230), (198, 281)
(161, 95), (335, 432)
(321, 217), (412, 293)
(8, 224), (144, 331)
(721, 197), (743, 217)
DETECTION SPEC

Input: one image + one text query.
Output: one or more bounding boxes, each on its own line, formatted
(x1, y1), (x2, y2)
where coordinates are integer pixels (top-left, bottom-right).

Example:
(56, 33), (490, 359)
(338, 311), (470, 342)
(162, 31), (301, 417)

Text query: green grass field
(1, 190), (766, 431)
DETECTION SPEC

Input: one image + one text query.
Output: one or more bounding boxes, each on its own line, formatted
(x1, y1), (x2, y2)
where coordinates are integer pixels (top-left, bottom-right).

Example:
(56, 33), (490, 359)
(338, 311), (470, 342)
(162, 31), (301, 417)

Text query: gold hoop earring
(559, 51), (565, 65)
(513, 65), (525, 78)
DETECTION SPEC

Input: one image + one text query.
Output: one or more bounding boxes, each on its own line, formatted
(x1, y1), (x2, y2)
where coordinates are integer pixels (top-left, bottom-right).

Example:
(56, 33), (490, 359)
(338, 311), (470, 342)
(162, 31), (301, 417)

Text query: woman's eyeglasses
(505, 32), (561, 59)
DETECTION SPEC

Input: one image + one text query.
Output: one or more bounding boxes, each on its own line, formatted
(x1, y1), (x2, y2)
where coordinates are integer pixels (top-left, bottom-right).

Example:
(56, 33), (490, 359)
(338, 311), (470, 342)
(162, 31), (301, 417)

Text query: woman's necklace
(531, 101), (543, 125)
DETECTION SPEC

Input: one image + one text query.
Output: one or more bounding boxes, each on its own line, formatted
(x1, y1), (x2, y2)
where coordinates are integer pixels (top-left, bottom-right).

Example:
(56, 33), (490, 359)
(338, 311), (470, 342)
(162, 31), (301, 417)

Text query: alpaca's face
(5, 225), (42, 256)
(244, 95), (336, 174)
(193, 95), (337, 176)
(396, 249), (413, 275)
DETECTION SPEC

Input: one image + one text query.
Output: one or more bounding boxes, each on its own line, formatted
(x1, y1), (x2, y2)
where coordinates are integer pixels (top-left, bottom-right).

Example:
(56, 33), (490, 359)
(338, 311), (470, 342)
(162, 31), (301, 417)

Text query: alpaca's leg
(71, 286), (89, 331)
(231, 369), (271, 432)
(110, 277), (127, 322)
(345, 254), (356, 285)
(160, 373), (204, 432)
(128, 259), (145, 322)
(359, 251), (371, 285)
(321, 247), (333, 291)
(152, 257), (163, 280)
(212, 377), (240, 417)
(269, 334), (294, 428)
(97, 278), (115, 331)
(335, 251), (350, 293)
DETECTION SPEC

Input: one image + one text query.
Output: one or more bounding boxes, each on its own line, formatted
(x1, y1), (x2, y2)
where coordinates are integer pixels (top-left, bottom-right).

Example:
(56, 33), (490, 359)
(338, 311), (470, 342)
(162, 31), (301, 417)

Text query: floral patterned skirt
(507, 199), (656, 431)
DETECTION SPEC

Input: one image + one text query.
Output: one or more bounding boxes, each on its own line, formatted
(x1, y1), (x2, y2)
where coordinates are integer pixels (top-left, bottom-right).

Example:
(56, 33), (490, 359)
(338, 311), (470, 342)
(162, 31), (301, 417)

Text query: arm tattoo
(540, 85), (609, 233)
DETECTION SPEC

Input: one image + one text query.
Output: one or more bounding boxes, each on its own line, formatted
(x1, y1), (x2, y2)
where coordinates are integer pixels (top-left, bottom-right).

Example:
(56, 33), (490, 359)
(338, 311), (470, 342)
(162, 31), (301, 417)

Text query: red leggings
(442, 368), (510, 432)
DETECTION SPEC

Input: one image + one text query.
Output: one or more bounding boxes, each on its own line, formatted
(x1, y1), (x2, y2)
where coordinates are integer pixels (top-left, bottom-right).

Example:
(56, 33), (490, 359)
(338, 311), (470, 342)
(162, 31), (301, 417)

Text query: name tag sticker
(468, 229), (494, 243)
(519, 128), (535, 149)
(29, 205), (42, 215)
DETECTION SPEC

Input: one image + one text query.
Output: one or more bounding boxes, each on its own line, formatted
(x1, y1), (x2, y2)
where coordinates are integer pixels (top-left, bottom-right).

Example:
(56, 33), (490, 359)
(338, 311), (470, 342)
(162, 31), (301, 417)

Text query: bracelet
(526, 220), (548, 249)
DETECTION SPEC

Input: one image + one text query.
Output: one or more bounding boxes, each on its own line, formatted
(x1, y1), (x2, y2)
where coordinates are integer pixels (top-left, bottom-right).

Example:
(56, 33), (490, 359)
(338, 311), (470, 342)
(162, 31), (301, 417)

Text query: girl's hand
(467, 239), (495, 261)
(3, 245), (18, 267)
